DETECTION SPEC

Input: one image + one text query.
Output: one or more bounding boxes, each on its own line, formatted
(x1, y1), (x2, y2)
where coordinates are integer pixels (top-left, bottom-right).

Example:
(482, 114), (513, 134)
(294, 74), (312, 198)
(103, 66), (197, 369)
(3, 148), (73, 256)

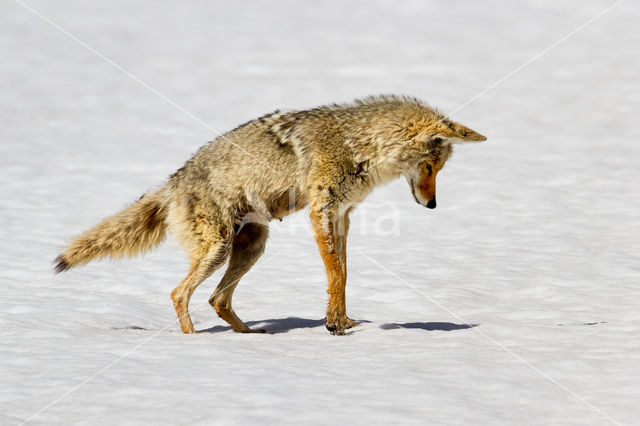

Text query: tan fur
(54, 191), (169, 272)
(55, 95), (485, 335)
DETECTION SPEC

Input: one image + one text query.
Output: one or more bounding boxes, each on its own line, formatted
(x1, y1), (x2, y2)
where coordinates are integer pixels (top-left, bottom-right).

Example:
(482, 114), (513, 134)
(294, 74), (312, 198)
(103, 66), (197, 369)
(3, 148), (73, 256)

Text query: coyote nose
(426, 199), (436, 209)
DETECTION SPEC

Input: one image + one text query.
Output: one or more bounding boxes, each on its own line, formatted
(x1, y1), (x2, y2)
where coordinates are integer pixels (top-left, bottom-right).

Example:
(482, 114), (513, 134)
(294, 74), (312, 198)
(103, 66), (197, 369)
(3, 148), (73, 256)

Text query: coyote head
(400, 118), (486, 209)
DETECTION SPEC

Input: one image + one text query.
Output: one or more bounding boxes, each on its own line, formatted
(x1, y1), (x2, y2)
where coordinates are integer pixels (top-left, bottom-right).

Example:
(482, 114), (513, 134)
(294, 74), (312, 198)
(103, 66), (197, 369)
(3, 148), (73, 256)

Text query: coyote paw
(325, 315), (359, 335)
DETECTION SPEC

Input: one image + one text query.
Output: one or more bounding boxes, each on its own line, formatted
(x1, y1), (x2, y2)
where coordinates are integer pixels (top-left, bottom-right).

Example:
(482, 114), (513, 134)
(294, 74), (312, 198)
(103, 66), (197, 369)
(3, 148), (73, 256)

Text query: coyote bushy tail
(54, 189), (169, 273)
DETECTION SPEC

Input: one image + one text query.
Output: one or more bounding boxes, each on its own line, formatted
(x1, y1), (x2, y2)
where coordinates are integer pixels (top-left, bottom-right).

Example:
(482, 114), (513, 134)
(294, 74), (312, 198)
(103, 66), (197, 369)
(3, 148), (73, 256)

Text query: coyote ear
(448, 122), (487, 143)
(426, 121), (486, 145)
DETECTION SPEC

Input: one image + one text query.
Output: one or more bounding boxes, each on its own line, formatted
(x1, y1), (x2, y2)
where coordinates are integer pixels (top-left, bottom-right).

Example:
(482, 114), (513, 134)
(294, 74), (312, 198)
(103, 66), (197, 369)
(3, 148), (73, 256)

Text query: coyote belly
(55, 95), (485, 335)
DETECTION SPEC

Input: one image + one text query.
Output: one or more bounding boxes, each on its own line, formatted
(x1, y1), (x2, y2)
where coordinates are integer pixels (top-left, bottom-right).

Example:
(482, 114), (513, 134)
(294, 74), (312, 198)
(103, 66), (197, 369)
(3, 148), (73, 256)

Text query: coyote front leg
(310, 207), (357, 335)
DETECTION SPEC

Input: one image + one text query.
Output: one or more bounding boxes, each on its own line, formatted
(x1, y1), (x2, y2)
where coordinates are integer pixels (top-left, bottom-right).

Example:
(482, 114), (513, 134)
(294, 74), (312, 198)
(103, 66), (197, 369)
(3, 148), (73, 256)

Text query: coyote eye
(425, 164), (433, 174)
(432, 137), (442, 144)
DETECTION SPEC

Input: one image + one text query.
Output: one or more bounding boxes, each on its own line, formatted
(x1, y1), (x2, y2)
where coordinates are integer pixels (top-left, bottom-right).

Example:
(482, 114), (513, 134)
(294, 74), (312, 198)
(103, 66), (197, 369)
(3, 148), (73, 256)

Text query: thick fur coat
(55, 95), (486, 335)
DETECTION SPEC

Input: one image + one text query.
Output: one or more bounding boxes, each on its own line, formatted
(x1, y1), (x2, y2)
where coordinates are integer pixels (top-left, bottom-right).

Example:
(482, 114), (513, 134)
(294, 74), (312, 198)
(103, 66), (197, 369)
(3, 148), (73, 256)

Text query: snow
(1, 0), (639, 424)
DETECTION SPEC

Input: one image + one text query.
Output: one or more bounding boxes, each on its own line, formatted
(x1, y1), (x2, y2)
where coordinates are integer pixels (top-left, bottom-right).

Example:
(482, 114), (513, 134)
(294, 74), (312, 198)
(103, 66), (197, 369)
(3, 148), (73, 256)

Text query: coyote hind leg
(171, 235), (231, 334)
(209, 222), (268, 333)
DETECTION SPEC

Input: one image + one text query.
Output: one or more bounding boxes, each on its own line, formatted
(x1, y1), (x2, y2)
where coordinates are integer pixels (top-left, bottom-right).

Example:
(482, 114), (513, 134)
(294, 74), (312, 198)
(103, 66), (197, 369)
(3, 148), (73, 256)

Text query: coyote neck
(347, 138), (404, 188)
(365, 159), (402, 188)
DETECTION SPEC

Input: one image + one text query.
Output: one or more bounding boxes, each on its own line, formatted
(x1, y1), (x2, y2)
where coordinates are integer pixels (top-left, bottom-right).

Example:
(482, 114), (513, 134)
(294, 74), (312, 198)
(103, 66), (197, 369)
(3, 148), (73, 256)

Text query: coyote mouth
(409, 178), (421, 205)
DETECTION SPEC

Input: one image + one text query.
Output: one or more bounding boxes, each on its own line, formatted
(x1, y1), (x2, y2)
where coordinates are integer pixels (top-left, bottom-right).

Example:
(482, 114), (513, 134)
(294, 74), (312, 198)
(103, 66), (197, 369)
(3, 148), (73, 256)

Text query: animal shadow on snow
(199, 317), (330, 334)
(198, 318), (475, 333)
(113, 319), (328, 334)
(117, 320), (475, 333)
(380, 322), (477, 331)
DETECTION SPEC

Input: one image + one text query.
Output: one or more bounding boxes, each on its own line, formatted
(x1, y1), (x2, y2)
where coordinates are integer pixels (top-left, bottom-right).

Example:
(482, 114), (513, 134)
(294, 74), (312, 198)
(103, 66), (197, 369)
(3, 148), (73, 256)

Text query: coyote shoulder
(55, 95), (486, 335)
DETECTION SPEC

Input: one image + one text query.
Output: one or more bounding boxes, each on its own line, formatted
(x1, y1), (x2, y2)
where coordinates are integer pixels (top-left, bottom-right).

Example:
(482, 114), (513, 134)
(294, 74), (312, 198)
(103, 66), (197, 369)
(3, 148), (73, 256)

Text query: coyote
(55, 95), (486, 335)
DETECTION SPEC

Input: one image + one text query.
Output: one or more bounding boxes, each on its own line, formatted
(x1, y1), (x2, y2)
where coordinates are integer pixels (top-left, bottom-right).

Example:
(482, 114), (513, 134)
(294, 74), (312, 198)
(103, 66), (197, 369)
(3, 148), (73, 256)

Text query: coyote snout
(409, 177), (437, 209)
(407, 161), (438, 208)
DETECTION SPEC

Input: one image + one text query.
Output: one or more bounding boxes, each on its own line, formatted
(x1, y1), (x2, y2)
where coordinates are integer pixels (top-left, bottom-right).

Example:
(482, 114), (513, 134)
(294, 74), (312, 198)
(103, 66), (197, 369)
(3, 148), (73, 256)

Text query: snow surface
(1, 0), (639, 424)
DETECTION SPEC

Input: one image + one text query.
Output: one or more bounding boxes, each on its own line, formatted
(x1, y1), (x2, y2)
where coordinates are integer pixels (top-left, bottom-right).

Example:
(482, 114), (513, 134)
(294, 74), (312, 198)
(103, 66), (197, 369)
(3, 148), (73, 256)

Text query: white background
(1, 1), (639, 424)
